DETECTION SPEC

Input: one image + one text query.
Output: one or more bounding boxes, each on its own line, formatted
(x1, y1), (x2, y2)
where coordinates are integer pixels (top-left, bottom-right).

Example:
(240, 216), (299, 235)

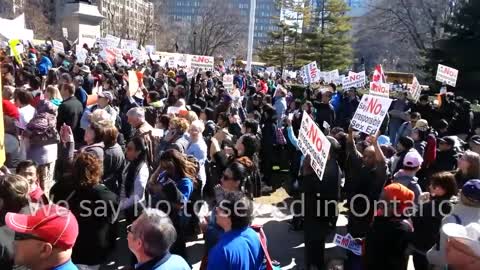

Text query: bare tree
(23, 0), (58, 39)
(137, 11), (155, 47)
(189, 0), (247, 56)
(353, 0), (458, 77)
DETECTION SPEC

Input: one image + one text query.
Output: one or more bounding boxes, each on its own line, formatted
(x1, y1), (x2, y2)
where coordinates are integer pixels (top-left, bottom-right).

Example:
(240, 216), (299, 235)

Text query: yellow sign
(8, 39), (23, 67)
(0, 73), (5, 166)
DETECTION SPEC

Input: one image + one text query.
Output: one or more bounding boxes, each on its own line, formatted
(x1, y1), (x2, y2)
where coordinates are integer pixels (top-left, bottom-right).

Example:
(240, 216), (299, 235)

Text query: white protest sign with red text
(297, 112), (331, 180)
(302, 61), (320, 84)
(342, 71), (366, 89)
(223, 74), (234, 92)
(409, 76), (421, 102)
(351, 94), (393, 135)
(436, 64), (458, 87)
(369, 82), (390, 97)
(189, 55), (214, 71)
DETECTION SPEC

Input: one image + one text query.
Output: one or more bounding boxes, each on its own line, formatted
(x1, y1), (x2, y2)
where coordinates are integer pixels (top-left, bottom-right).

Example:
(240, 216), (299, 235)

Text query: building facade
(160, 0), (280, 49)
(97, 0), (154, 41)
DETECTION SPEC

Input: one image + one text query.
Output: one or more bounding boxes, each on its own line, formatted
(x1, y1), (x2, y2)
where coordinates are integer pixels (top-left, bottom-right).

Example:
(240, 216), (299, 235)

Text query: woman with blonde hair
(44, 85), (62, 107)
(456, 150), (480, 187)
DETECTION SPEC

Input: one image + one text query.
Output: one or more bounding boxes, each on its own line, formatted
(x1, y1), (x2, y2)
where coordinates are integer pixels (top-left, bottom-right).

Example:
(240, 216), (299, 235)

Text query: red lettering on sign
(306, 124), (323, 152)
(341, 238), (350, 247)
(366, 98), (382, 115)
(349, 74), (360, 81)
(194, 56), (211, 64)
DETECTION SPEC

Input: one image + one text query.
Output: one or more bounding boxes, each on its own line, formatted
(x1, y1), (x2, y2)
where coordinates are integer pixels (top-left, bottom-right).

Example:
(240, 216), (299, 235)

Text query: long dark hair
(159, 149), (198, 184)
(125, 137), (148, 196)
(238, 134), (260, 170)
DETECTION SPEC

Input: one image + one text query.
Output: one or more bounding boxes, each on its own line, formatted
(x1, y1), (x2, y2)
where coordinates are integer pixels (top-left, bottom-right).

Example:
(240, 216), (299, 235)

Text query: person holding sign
(301, 136), (342, 270)
(344, 129), (388, 239)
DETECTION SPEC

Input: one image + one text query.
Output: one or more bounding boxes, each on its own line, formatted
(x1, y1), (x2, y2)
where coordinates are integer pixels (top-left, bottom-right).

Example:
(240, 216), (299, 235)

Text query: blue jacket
(38, 56), (52, 76)
(207, 227), (264, 270)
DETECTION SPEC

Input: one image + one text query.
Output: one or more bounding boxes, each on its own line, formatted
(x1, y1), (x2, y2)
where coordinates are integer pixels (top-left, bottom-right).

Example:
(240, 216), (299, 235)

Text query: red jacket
(3, 100), (19, 119)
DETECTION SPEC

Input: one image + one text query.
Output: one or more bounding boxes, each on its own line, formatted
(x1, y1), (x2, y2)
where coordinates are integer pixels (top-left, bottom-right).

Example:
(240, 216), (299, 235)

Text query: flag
(372, 64), (386, 83)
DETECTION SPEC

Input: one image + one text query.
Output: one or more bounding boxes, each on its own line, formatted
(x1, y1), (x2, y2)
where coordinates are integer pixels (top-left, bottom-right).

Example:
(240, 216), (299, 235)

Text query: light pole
(246, 0), (256, 73)
(193, 31), (197, 55)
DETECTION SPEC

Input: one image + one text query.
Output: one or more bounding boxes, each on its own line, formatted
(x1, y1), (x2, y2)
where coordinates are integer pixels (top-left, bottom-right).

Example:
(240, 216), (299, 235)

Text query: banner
(351, 94), (393, 135)
(302, 62), (320, 84)
(342, 71), (366, 89)
(0, 74), (5, 166)
(189, 55), (214, 71)
(297, 112), (331, 180)
(436, 64), (458, 87)
(409, 76), (421, 102)
(333, 234), (362, 255)
(369, 82), (390, 97)
(223, 74), (234, 92)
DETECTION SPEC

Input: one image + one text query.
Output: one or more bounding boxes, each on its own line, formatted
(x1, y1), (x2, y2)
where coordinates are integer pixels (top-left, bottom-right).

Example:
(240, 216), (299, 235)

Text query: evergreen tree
(427, 0), (480, 97)
(258, 21), (297, 70)
(299, 0), (353, 71)
(258, 0), (311, 69)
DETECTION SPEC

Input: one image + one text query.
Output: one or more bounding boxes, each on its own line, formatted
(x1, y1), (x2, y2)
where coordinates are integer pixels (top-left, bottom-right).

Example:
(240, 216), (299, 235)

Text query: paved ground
(100, 171), (416, 270)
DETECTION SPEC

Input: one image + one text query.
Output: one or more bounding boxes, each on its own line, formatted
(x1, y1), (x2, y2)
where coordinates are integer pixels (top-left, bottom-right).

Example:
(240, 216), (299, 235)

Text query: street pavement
(101, 187), (415, 270)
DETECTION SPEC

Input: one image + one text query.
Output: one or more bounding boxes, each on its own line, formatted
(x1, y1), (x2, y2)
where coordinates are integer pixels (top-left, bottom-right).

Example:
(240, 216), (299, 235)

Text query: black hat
(398, 136), (414, 150)
(438, 136), (455, 146)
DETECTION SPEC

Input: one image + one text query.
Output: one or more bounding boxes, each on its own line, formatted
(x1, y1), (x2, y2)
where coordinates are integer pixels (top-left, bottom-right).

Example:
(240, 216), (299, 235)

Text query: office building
(160, 0), (281, 49)
(97, 0), (154, 41)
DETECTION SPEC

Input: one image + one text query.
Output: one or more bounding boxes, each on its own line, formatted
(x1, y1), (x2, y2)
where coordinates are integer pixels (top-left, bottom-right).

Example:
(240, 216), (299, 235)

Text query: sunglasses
(14, 232), (46, 242)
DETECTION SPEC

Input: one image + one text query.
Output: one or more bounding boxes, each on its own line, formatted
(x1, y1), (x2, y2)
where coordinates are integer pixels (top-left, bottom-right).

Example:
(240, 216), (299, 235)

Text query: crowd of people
(0, 41), (480, 270)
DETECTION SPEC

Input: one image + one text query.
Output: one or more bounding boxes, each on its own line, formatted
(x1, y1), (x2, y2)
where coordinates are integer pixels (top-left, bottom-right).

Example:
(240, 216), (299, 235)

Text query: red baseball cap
(5, 205), (79, 250)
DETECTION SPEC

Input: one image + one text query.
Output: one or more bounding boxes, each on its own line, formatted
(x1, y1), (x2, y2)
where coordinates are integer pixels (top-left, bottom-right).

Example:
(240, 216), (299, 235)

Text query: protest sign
(369, 82), (390, 97)
(302, 62), (320, 84)
(266, 66), (275, 73)
(128, 70), (139, 97)
(342, 71), (366, 89)
(105, 34), (120, 48)
(223, 74), (234, 92)
(52, 40), (64, 55)
(145, 45), (155, 54)
(409, 76), (421, 102)
(351, 94), (393, 135)
(189, 55), (214, 71)
(62, 28), (68, 38)
(96, 37), (109, 49)
(0, 75), (5, 166)
(436, 64), (458, 87)
(121, 39), (138, 51)
(333, 234), (362, 255)
(322, 69), (340, 84)
(76, 45), (88, 63)
(297, 112), (331, 180)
